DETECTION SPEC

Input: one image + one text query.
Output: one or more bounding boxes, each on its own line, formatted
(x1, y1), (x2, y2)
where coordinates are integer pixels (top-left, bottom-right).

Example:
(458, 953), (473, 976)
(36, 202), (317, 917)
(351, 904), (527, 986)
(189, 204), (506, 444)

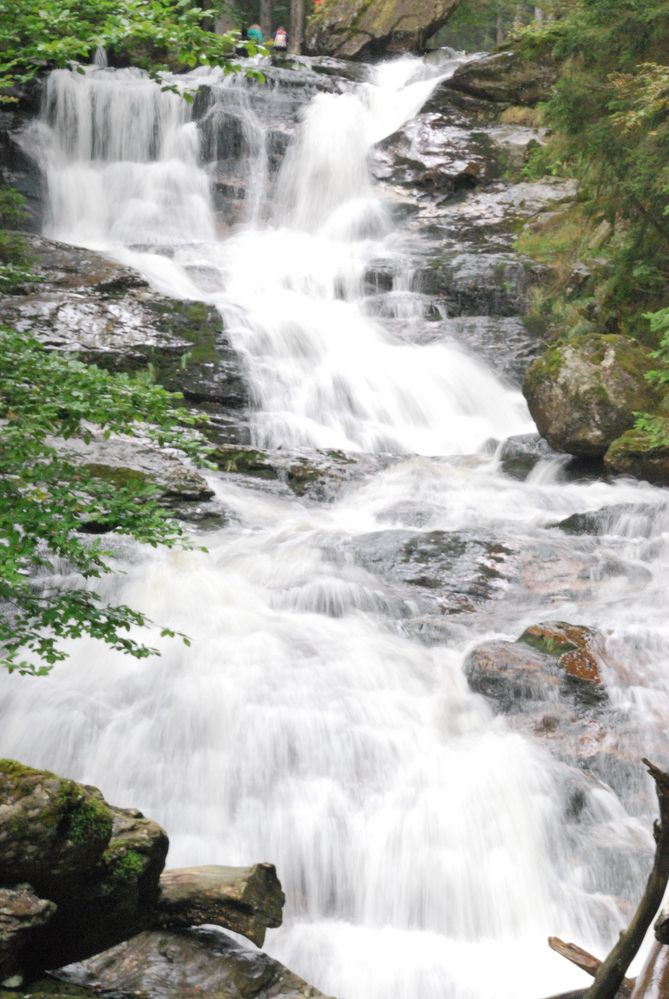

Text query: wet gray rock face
(0, 86), (44, 230)
(0, 234), (247, 411)
(523, 335), (657, 458)
(61, 928), (335, 999)
(350, 528), (514, 618)
(422, 251), (545, 317)
(58, 432), (214, 510)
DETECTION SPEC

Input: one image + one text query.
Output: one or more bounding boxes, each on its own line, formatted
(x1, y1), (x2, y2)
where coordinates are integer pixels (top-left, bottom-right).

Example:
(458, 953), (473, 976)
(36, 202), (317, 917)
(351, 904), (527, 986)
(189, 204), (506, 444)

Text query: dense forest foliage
(508, 0), (669, 443)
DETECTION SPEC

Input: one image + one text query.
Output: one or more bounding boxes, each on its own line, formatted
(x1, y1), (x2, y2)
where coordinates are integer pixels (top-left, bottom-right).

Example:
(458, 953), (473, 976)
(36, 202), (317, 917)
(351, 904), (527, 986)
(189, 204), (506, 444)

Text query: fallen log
(584, 759), (669, 999)
(548, 937), (634, 992)
(154, 864), (285, 947)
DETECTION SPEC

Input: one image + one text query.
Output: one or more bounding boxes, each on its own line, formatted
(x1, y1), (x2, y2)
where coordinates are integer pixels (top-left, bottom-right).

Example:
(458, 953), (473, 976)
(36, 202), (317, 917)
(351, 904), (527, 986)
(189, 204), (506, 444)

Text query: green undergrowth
(511, 0), (669, 448)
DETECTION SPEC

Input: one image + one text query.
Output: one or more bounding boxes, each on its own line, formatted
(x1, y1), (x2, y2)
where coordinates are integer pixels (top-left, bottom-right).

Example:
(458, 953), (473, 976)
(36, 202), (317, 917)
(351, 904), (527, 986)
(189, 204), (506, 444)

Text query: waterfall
(3, 53), (669, 999)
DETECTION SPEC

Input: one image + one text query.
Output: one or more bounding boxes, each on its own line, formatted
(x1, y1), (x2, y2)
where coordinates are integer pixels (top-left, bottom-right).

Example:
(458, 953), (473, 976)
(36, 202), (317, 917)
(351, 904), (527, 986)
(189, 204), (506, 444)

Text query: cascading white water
(4, 53), (669, 999)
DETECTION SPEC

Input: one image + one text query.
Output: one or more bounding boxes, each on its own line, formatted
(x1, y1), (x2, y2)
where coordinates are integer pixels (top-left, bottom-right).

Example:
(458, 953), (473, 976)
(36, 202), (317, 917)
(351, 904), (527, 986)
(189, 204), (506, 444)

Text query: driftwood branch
(153, 864), (285, 947)
(548, 938), (634, 991)
(583, 759), (669, 999)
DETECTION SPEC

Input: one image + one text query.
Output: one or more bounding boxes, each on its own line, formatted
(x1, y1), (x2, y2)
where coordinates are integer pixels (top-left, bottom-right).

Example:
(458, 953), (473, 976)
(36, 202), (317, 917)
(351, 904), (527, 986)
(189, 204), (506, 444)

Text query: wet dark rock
(497, 433), (559, 479)
(524, 335), (657, 458)
(212, 444), (279, 480)
(422, 251), (545, 317)
(305, 0), (460, 60)
(555, 502), (667, 537)
(0, 95), (44, 231)
(0, 977), (95, 997)
(352, 529), (513, 615)
(441, 316), (540, 383)
(605, 422), (669, 485)
(445, 51), (557, 106)
(374, 116), (490, 193)
(62, 927), (335, 998)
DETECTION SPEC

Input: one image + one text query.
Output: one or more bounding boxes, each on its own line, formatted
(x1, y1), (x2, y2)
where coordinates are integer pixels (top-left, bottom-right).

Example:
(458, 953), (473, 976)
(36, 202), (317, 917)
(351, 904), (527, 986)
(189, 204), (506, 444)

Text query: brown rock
(304, 0), (460, 60)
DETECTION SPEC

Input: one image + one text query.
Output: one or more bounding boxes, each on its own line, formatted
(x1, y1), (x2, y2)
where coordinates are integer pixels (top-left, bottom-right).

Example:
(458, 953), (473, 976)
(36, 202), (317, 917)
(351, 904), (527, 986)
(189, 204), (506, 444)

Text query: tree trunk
(153, 864), (285, 947)
(289, 0), (305, 54)
(260, 0), (272, 40)
(585, 760), (669, 999)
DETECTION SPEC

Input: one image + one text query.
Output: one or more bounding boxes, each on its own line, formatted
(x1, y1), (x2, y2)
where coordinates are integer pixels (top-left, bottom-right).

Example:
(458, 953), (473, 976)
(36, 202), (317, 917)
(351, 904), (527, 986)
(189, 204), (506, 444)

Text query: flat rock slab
(62, 928), (336, 999)
(0, 235), (247, 410)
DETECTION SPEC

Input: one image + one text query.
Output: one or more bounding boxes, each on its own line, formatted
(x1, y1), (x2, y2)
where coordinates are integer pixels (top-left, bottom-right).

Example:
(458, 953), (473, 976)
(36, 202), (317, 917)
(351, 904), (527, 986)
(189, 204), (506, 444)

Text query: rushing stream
(2, 51), (669, 999)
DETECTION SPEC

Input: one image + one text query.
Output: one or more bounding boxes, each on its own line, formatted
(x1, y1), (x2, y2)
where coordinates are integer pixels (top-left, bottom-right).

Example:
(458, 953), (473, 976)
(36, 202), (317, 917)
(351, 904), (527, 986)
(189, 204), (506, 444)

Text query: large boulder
(0, 759), (168, 978)
(62, 928), (336, 999)
(523, 334), (657, 458)
(605, 420), (669, 485)
(444, 51), (557, 105)
(304, 0), (460, 60)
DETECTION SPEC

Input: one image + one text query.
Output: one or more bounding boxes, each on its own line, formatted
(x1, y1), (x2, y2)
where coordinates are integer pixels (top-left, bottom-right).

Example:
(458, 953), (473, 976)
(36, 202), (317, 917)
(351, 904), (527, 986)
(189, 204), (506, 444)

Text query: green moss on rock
(604, 419), (669, 484)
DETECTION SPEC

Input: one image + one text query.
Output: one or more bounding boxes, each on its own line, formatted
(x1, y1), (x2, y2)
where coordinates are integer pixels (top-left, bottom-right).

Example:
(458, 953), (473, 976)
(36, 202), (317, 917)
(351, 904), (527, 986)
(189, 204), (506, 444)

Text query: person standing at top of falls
(247, 23), (264, 43)
(273, 26), (288, 49)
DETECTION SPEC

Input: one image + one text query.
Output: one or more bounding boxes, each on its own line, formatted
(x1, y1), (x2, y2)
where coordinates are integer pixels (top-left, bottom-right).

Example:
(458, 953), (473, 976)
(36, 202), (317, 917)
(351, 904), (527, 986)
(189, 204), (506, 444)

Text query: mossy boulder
(0, 761), (113, 894)
(604, 421), (669, 485)
(523, 334), (657, 457)
(304, 0), (460, 60)
(0, 761), (168, 979)
(33, 807), (169, 972)
(445, 51), (557, 106)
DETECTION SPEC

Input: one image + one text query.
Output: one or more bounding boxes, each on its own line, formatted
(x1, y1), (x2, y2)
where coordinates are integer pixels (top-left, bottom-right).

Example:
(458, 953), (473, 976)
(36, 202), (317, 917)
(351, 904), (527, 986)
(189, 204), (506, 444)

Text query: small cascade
(2, 50), (669, 999)
(92, 46), (108, 68)
(39, 66), (214, 246)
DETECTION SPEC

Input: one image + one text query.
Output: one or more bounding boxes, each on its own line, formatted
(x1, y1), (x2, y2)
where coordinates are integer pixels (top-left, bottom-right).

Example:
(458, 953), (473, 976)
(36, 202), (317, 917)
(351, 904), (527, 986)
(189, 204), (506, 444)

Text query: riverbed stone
(464, 620), (607, 713)
(63, 927), (336, 998)
(523, 334), (657, 458)
(304, 0), (460, 60)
